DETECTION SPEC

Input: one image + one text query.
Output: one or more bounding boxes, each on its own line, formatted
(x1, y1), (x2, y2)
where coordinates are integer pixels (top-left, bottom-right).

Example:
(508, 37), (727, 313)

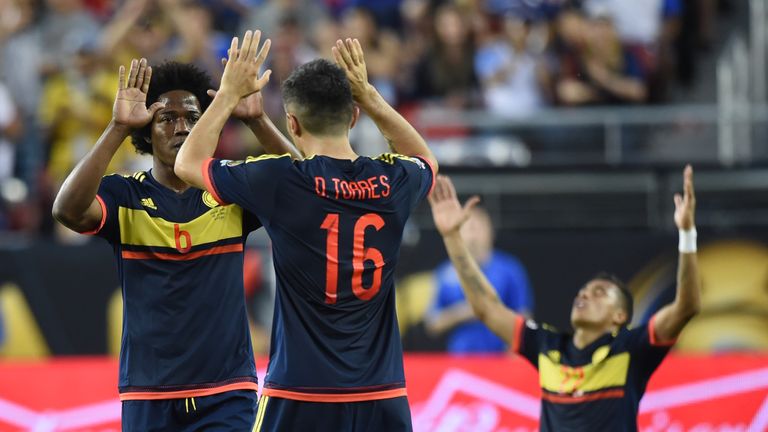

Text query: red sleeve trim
(512, 315), (525, 354)
(201, 158), (228, 205)
(415, 155), (437, 196)
(648, 314), (677, 347)
(80, 195), (107, 235)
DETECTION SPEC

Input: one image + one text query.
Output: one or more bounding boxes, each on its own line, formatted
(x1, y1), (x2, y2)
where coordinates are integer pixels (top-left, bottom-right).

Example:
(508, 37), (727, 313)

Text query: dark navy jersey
(204, 153), (435, 402)
(512, 315), (674, 431)
(88, 170), (260, 400)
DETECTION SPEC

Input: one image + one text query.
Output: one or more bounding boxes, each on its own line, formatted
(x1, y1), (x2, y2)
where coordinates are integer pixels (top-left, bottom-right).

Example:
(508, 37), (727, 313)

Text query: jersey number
(320, 213), (385, 304)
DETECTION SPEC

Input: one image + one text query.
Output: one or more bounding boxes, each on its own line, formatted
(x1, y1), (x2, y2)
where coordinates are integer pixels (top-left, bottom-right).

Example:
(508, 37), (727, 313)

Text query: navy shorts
(253, 395), (412, 432)
(122, 390), (258, 431)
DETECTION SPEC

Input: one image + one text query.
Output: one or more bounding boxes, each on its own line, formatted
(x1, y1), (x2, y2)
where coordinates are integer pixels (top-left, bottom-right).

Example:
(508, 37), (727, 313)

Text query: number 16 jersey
(204, 153), (434, 402)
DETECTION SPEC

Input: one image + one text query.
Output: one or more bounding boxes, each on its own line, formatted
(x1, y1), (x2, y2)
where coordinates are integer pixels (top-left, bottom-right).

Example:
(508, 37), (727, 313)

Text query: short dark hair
(592, 272), (634, 326)
(281, 59), (354, 136)
(130, 61), (213, 154)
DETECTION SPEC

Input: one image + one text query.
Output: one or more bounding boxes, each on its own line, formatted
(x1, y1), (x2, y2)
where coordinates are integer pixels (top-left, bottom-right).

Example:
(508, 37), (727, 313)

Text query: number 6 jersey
(204, 153), (435, 402)
(88, 170), (261, 400)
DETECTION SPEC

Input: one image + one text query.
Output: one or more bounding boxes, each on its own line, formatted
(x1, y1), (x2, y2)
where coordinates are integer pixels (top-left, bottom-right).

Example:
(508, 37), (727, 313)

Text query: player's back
(205, 153), (434, 401)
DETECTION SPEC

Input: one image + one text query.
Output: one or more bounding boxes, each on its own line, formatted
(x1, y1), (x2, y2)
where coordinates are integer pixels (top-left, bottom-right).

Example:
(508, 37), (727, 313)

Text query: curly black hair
(130, 61), (213, 154)
(281, 59), (354, 136)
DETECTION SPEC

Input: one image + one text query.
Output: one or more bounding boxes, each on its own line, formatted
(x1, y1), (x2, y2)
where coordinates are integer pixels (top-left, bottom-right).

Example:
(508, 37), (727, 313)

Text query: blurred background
(0, 0), (766, 430)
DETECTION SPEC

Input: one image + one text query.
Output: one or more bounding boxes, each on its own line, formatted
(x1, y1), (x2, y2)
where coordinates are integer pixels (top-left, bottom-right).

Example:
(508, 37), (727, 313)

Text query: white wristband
(678, 227), (697, 253)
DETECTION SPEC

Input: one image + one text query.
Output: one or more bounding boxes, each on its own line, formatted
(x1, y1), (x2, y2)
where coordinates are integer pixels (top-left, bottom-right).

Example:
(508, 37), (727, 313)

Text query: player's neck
(153, 159), (191, 194)
(300, 136), (358, 161)
(572, 324), (616, 349)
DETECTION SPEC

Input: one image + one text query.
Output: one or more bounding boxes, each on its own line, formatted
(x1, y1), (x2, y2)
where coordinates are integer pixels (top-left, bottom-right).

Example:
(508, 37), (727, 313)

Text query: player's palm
(114, 87), (153, 128)
(333, 38), (370, 103)
(429, 175), (480, 236)
(113, 58), (164, 129)
(674, 165), (696, 230)
(219, 30), (272, 99)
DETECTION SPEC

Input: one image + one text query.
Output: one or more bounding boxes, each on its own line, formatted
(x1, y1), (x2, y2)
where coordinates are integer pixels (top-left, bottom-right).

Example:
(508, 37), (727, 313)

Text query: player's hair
(130, 61), (213, 154)
(281, 59), (354, 136)
(592, 272), (634, 326)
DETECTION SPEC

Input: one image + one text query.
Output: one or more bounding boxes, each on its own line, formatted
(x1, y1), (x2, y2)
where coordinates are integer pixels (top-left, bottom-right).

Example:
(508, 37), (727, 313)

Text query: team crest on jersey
(140, 198), (157, 210)
(202, 191), (219, 208)
(220, 159), (244, 167)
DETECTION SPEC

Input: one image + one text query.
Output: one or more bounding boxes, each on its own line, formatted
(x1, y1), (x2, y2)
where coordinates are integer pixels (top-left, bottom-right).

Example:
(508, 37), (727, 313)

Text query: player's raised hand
(429, 175), (480, 236)
(208, 60), (265, 121)
(113, 58), (165, 129)
(674, 165), (696, 230)
(219, 30), (272, 100)
(332, 38), (374, 104)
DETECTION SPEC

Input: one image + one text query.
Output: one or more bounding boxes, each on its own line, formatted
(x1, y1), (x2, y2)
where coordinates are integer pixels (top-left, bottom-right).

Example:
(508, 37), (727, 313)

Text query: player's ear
(286, 112), (301, 138)
(349, 106), (360, 130)
(612, 307), (628, 327)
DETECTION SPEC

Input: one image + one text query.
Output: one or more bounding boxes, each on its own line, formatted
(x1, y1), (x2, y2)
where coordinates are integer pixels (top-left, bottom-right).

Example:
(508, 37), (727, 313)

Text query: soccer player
(52, 55), (300, 430)
(175, 32), (437, 431)
(428, 168), (700, 431)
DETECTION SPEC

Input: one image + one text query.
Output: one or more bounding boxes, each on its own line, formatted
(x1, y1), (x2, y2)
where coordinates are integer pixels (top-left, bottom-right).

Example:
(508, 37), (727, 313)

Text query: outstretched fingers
(127, 58), (139, 88)
(239, 30), (253, 62)
(684, 164), (695, 203)
(352, 38), (364, 65)
(118, 65), (126, 89)
(334, 39), (354, 69)
(463, 196), (481, 214)
(255, 38), (271, 68)
(135, 58), (147, 90)
(141, 65), (152, 94)
(229, 36), (239, 62)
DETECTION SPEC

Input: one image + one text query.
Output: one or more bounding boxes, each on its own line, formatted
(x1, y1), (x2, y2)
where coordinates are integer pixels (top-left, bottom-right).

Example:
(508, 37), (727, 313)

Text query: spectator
(342, 6), (401, 155)
(0, 0), (44, 190)
(555, 9), (647, 105)
(426, 205), (533, 353)
(409, 3), (478, 109)
(39, 43), (141, 188)
(0, 81), (20, 185)
(475, 14), (551, 118)
(38, 0), (100, 77)
(239, 0), (330, 41)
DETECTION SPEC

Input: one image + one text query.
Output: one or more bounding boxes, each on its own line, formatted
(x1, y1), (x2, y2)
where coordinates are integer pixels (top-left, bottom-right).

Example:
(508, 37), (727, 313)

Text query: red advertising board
(0, 354), (765, 431)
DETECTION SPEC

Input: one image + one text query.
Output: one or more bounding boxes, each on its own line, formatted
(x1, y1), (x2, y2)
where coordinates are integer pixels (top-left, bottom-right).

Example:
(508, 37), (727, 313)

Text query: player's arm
(176, 30), (272, 188)
(206, 59), (301, 160)
(429, 175), (519, 345)
(52, 58), (164, 232)
(650, 165), (701, 343)
(425, 302), (475, 336)
(333, 38), (438, 172)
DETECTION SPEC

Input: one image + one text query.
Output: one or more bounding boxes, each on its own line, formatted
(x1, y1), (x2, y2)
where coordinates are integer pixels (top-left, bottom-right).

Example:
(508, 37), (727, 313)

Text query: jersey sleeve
(512, 316), (560, 369)
(620, 314), (675, 378)
(82, 174), (129, 243)
(396, 155), (436, 208)
(203, 155), (293, 223)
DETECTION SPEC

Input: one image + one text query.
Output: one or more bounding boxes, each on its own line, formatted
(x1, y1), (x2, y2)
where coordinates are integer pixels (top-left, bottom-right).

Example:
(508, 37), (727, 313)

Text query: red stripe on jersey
(542, 389), (625, 404)
(120, 382), (259, 400)
(261, 387), (407, 403)
(122, 244), (243, 261)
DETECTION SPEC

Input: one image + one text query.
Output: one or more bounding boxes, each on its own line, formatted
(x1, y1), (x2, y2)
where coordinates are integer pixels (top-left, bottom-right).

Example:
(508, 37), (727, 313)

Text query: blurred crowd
(0, 0), (722, 236)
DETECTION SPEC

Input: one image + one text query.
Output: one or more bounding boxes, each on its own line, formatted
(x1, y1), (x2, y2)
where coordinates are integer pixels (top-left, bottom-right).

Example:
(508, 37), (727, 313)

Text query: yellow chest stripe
(118, 205), (243, 248)
(539, 351), (630, 394)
